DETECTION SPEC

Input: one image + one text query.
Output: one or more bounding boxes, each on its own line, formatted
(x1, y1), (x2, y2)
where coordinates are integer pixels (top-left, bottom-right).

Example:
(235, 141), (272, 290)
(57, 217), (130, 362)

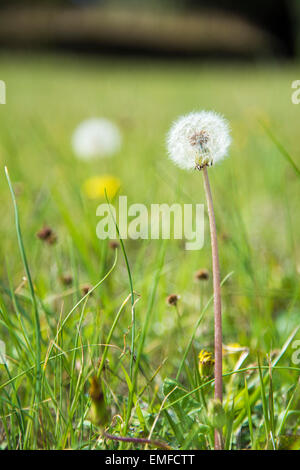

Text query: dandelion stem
(202, 166), (223, 450)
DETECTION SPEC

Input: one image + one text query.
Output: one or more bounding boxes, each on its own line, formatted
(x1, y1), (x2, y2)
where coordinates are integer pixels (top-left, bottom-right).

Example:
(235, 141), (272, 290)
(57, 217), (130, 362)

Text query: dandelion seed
(167, 111), (231, 170)
(72, 118), (121, 159)
(82, 175), (121, 200)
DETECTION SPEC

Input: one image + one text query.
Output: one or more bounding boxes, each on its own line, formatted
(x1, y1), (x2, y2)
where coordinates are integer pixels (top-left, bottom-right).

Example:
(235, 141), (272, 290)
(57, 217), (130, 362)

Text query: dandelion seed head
(72, 118), (121, 159)
(167, 111), (231, 170)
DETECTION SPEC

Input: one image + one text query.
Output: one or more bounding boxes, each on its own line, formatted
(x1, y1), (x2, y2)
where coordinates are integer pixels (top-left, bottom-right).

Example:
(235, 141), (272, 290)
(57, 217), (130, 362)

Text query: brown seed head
(195, 269), (209, 281)
(167, 294), (179, 307)
(82, 284), (92, 296)
(61, 274), (73, 286)
(109, 240), (120, 250)
(36, 226), (57, 245)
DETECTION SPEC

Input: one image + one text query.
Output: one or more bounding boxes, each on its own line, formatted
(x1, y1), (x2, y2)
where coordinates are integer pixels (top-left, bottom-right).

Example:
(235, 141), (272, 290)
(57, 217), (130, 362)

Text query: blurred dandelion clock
(72, 118), (121, 159)
(167, 111), (230, 170)
(83, 175), (121, 200)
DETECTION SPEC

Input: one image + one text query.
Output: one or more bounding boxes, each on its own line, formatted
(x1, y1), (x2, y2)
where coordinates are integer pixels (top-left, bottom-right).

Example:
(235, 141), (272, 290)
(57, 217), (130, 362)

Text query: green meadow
(0, 54), (299, 449)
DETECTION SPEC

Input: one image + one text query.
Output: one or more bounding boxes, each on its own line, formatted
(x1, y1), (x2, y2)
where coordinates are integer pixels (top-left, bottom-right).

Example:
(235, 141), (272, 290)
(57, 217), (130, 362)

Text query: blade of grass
(257, 354), (270, 443)
(244, 376), (254, 448)
(97, 293), (133, 378)
(234, 325), (300, 429)
(268, 360), (276, 449)
(276, 380), (299, 436)
(261, 122), (300, 177)
(161, 365), (300, 413)
(5, 166), (42, 445)
(104, 191), (136, 382)
(123, 242), (166, 438)
(176, 271), (233, 380)
(224, 399), (235, 450)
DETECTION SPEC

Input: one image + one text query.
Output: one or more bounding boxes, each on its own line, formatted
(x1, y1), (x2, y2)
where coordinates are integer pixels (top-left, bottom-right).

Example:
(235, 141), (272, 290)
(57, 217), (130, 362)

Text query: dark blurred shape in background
(186, 0), (296, 57)
(0, 0), (299, 59)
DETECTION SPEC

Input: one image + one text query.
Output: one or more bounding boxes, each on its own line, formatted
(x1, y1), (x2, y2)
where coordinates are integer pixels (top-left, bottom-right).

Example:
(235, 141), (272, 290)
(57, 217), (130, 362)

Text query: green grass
(0, 53), (299, 450)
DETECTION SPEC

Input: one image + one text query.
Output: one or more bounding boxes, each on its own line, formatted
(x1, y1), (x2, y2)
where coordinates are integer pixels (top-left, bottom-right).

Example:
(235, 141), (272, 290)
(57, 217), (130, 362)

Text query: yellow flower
(83, 175), (121, 200)
(223, 343), (248, 371)
(198, 349), (215, 379)
(222, 343), (245, 355)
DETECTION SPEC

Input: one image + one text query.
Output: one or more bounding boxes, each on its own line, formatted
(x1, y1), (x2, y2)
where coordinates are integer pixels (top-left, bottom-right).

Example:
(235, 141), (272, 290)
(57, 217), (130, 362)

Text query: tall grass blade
(5, 166), (42, 445)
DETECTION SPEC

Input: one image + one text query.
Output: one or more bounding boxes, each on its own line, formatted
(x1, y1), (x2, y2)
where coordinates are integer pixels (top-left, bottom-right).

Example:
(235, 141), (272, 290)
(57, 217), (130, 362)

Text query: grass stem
(5, 166), (42, 447)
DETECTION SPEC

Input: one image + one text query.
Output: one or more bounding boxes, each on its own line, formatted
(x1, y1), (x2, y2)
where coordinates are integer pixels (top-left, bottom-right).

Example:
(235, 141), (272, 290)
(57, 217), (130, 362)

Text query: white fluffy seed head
(167, 111), (231, 170)
(72, 118), (121, 160)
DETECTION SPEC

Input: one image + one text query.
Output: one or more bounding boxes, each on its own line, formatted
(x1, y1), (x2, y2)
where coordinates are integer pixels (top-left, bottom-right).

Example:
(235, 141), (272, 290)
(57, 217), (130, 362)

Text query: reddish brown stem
(202, 166), (223, 450)
(103, 431), (170, 450)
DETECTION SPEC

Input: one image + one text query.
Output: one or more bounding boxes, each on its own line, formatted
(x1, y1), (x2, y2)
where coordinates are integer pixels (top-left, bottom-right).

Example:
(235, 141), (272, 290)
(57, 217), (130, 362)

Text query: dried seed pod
(166, 294), (179, 307)
(82, 284), (92, 296)
(61, 274), (73, 286)
(36, 226), (57, 245)
(195, 269), (209, 281)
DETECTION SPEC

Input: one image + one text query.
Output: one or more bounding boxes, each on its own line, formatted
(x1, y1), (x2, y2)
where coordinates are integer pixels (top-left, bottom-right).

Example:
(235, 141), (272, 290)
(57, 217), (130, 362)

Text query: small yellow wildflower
(223, 343), (249, 371)
(83, 175), (121, 200)
(198, 349), (215, 379)
(222, 343), (246, 355)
